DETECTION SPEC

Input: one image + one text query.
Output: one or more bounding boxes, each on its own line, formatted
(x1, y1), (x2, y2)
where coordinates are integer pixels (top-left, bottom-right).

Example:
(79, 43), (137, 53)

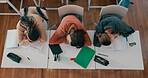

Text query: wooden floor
(0, 0), (148, 78)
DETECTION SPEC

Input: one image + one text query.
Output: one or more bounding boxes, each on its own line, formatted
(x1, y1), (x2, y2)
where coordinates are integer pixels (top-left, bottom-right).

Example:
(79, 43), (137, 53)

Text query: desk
(1, 30), (50, 68)
(1, 30), (144, 70)
(48, 30), (96, 69)
(95, 31), (144, 70)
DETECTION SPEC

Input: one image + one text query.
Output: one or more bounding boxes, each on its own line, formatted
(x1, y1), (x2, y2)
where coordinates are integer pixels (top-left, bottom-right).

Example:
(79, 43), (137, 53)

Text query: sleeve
(93, 21), (105, 47)
(34, 15), (47, 43)
(117, 21), (135, 37)
(95, 22), (104, 34)
(49, 23), (67, 45)
(17, 21), (30, 46)
(111, 17), (135, 37)
(93, 32), (101, 47)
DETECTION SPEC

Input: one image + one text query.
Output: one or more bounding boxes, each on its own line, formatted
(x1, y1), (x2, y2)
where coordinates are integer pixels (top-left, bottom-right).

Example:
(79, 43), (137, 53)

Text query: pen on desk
(27, 57), (30, 60)
(98, 53), (108, 57)
(126, 37), (128, 42)
(70, 58), (75, 61)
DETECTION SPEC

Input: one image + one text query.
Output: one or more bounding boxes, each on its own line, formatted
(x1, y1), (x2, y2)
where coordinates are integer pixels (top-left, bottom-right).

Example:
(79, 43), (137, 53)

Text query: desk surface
(95, 31), (144, 70)
(1, 30), (144, 70)
(48, 30), (96, 69)
(1, 30), (50, 68)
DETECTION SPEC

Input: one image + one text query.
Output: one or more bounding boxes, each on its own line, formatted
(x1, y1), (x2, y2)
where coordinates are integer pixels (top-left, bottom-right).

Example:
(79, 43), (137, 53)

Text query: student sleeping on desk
(49, 14), (92, 48)
(93, 14), (135, 47)
(17, 7), (48, 46)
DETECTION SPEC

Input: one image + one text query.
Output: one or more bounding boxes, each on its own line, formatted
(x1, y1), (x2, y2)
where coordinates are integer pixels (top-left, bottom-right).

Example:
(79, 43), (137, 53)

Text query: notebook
(74, 46), (96, 69)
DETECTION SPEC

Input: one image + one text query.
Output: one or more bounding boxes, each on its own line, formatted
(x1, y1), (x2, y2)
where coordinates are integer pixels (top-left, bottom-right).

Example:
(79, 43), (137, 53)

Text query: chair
(0, 0), (23, 15)
(58, 5), (84, 25)
(93, 5), (128, 27)
(58, 5), (84, 17)
(100, 5), (128, 19)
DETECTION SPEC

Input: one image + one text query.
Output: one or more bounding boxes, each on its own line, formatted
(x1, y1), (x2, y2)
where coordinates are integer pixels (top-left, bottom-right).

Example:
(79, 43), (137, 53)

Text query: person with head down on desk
(49, 15), (91, 48)
(93, 14), (135, 47)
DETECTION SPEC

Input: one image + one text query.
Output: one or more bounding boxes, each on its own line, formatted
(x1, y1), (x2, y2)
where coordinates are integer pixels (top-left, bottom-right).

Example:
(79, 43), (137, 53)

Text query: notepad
(74, 46), (96, 69)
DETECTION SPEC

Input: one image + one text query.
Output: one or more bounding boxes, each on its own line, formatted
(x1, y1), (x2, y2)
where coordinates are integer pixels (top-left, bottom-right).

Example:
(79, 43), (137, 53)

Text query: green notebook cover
(74, 46), (96, 69)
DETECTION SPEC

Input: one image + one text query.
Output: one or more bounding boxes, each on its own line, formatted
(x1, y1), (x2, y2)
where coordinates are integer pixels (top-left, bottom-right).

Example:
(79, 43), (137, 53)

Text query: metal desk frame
(0, 0), (23, 16)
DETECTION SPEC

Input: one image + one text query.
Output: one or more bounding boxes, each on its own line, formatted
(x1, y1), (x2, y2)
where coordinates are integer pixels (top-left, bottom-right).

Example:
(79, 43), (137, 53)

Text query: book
(74, 46), (96, 69)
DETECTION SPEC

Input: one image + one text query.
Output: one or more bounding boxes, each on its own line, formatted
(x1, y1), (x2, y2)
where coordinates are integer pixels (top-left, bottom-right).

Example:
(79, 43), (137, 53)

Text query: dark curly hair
(20, 16), (40, 41)
(70, 30), (86, 48)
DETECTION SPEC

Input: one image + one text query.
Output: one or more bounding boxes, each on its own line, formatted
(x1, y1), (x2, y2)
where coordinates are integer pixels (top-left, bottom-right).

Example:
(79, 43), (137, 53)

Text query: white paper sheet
(98, 35), (128, 52)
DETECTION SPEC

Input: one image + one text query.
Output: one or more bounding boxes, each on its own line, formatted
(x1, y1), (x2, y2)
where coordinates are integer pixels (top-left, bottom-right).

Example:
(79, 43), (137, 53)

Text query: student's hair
(97, 33), (111, 46)
(70, 30), (86, 48)
(20, 16), (40, 41)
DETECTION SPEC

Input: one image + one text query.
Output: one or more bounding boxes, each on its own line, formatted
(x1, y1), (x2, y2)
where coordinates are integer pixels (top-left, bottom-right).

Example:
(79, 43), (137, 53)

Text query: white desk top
(1, 30), (144, 70)
(95, 31), (144, 70)
(1, 30), (50, 68)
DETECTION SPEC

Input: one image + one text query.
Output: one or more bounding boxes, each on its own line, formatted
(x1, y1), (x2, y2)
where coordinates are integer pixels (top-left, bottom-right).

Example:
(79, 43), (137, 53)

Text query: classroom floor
(0, 0), (148, 78)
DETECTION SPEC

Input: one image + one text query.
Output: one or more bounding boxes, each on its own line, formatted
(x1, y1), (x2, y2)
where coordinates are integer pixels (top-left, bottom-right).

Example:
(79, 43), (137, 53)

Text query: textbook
(98, 35), (128, 51)
(74, 46), (96, 69)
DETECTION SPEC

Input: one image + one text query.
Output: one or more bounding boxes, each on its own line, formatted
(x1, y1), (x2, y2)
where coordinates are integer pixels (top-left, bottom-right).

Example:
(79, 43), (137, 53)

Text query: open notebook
(5, 30), (44, 52)
(98, 35), (128, 51)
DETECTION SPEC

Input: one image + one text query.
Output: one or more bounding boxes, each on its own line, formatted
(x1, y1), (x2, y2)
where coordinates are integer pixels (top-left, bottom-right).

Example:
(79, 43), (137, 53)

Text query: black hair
(20, 16), (40, 41)
(70, 30), (86, 48)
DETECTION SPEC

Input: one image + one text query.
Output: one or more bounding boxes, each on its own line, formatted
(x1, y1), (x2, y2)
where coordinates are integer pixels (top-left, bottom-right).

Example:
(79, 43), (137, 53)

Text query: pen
(98, 53), (108, 57)
(27, 57), (30, 60)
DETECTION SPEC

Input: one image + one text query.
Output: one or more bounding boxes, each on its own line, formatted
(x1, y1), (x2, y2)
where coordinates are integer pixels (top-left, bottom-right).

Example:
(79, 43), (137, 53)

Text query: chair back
(100, 5), (128, 19)
(58, 5), (84, 17)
